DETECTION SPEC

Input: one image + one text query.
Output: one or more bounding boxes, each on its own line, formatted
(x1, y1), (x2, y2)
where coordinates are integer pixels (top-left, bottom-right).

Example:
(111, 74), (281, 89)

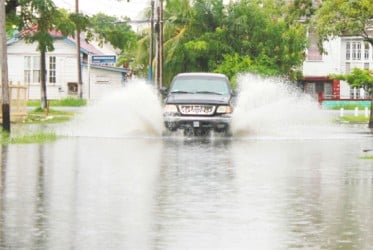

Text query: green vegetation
(0, 100), (76, 144)
(324, 103), (371, 110)
(24, 107), (75, 124)
(134, 0), (308, 86)
(88, 13), (137, 68)
(312, 0), (373, 54)
(15, 1), (87, 109)
(329, 105), (368, 110)
(5, 0), (373, 88)
(339, 115), (369, 123)
(360, 155), (373, 160)
(22, 98), (81, 125)
(329, 68), (373, 97)
(28, 98), (87, 107)
(312, 0), (373, 127)
(1, 131), (58, 144)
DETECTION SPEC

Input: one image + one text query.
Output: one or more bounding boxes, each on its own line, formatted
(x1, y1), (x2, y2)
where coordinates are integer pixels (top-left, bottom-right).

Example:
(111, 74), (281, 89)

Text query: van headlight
(216, 105), (233, 114)
(163, 104), (178, 113)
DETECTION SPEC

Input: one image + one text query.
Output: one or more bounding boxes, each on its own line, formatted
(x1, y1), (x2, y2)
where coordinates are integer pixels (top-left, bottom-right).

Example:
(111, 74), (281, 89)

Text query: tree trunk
(40, 49), (48, 109)
(369, 94), (373, 128)
(76, 0), (83, 98)
(368, 41), (373, 129)
(0, 0), (11, 132)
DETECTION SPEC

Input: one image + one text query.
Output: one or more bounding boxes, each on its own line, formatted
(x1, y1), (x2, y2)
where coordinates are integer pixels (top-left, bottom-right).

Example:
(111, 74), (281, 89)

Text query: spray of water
(231, 73), (336, 139)
(58, 74), (352, 139)
(59, 80), (164, 138)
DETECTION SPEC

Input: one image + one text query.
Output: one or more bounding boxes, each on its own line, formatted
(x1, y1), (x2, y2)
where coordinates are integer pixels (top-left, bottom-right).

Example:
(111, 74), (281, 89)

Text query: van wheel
(194, 128), (210, 137)
(183, 126), (194, 137)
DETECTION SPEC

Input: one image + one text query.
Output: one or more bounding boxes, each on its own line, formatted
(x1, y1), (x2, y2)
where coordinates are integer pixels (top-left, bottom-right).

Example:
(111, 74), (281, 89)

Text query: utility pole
(75, 0), (83, 98)
(156, 0), (164, 90)
(0, 0), (11, 132)
(148, 0), (154, 83)
(159, 0), (163, 89)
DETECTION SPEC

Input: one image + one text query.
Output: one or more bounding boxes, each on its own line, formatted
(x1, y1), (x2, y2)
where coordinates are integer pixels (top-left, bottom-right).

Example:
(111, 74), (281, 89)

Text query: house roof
(7, 28), (128, 74)
(83, 63), (129, 73)
(9, 27), (109, 55)
(63, 36), (105, 55)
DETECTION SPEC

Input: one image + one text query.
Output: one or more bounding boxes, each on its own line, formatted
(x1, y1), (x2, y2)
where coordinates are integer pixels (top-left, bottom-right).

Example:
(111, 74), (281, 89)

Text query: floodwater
(1, 75), (373, 250)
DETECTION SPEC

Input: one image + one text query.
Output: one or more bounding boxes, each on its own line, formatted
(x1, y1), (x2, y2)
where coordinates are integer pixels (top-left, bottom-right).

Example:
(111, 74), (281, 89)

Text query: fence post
(340, 108), (344, 117)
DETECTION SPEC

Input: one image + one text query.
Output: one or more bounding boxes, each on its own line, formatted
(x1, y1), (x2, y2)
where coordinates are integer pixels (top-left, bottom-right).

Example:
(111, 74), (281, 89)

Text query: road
(1, 125), (373, 249)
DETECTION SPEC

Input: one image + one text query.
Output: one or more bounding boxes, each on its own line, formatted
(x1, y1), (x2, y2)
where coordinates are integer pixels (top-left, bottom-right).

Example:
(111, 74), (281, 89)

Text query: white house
(6, 30), (130, 100)
(302, 32), (373, 100)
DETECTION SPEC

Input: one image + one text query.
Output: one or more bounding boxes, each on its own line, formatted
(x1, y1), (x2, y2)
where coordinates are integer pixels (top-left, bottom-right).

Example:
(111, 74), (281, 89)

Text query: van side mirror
(160, 87), (168, 97)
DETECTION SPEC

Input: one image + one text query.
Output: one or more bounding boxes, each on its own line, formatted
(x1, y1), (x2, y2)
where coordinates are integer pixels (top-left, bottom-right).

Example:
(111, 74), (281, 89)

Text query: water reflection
(0, 138), (163, 249)
(0, 136), (372, 249)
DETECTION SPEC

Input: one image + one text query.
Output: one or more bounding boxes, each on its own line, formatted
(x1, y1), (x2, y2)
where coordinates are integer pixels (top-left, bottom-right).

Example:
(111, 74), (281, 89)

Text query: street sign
(91, 55), (116, 64)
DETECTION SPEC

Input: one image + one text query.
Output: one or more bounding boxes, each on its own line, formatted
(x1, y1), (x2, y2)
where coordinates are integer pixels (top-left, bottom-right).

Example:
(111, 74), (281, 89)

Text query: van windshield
(170, 78), (230, 95)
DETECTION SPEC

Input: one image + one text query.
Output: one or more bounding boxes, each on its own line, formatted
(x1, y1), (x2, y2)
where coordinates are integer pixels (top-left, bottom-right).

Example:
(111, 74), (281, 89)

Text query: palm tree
(134, 0), (192, 86)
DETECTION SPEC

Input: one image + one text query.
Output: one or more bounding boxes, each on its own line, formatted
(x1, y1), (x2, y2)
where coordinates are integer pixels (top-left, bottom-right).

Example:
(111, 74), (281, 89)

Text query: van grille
(178, 105), (216, 115)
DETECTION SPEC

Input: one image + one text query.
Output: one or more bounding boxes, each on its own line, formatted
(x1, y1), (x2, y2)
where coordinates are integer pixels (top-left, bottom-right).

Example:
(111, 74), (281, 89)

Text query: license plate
(193, 121), (200, 127)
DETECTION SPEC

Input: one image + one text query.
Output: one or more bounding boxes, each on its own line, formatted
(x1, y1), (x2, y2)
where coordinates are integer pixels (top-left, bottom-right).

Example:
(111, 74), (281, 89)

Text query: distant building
(302, 32), (373, 100)
(7, 30), (130, 100)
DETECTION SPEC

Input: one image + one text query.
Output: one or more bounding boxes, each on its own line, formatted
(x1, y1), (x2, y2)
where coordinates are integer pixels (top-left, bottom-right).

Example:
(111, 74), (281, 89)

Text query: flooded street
(1, 76), (373, 249)
(1, 133), (373, 249)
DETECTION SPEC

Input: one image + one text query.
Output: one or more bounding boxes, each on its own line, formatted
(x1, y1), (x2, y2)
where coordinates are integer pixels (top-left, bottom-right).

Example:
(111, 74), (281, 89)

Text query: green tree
(183, 0), (229, 72)
(18, 0), (83, 109)
(312, 0), (373, 52)
(89, 13), (138, 68)
(285, 0), (316, 24)
(312, 0), (373, 127)
(162, 0), (193, 84)
(330, 68), (373, 97)
(221, 0), (307, 78)
(134, 0), (308, 86)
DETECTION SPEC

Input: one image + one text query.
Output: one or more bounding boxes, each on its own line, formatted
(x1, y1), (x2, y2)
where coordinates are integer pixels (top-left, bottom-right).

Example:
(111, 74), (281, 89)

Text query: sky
(53, 0), (150, 20)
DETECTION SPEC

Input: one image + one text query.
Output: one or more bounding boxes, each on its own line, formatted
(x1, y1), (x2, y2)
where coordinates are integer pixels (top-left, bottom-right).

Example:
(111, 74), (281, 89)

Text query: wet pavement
(1, 128), (373, 250)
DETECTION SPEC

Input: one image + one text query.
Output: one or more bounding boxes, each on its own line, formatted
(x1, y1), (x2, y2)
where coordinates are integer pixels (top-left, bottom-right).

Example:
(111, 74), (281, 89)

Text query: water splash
(60, 80), (163, 138)
(231, 74), (337, 139)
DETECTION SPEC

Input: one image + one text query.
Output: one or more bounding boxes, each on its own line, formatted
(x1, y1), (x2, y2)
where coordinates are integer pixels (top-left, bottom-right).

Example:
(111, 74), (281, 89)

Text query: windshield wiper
(195, 91), (223, 95)
(170, 90), (193, 94)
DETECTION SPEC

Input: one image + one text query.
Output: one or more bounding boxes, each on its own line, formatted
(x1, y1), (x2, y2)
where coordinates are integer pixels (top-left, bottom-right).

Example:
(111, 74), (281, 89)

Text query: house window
(346, 42), (351, 60)
(350, 87), (355, 99)
(49, 56), (56, 83)
(305, 82), (315, 94)
(68, 82), (78, 95)
(352, 42), (361, 60)
(356, 88), (360, 99)
(364, 42), (370, 60)
(24, 56), (40, 84)
(307, 32), (322, 61)
(324, 82), (333, 98)
(345, 62), (351, 73)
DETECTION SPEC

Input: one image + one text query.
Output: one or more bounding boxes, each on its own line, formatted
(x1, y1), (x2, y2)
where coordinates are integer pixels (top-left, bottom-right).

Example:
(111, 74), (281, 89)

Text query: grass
(0, 98), (83, 144)
(0, 107), (68, 144)
(360, 155), (373, 160)
(28, 97), (87, 107)
(1, 131), (58, 144)
(339, 115), (369, 123)
(328, 104), (370, 110)
(23, 107), (75, 124)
